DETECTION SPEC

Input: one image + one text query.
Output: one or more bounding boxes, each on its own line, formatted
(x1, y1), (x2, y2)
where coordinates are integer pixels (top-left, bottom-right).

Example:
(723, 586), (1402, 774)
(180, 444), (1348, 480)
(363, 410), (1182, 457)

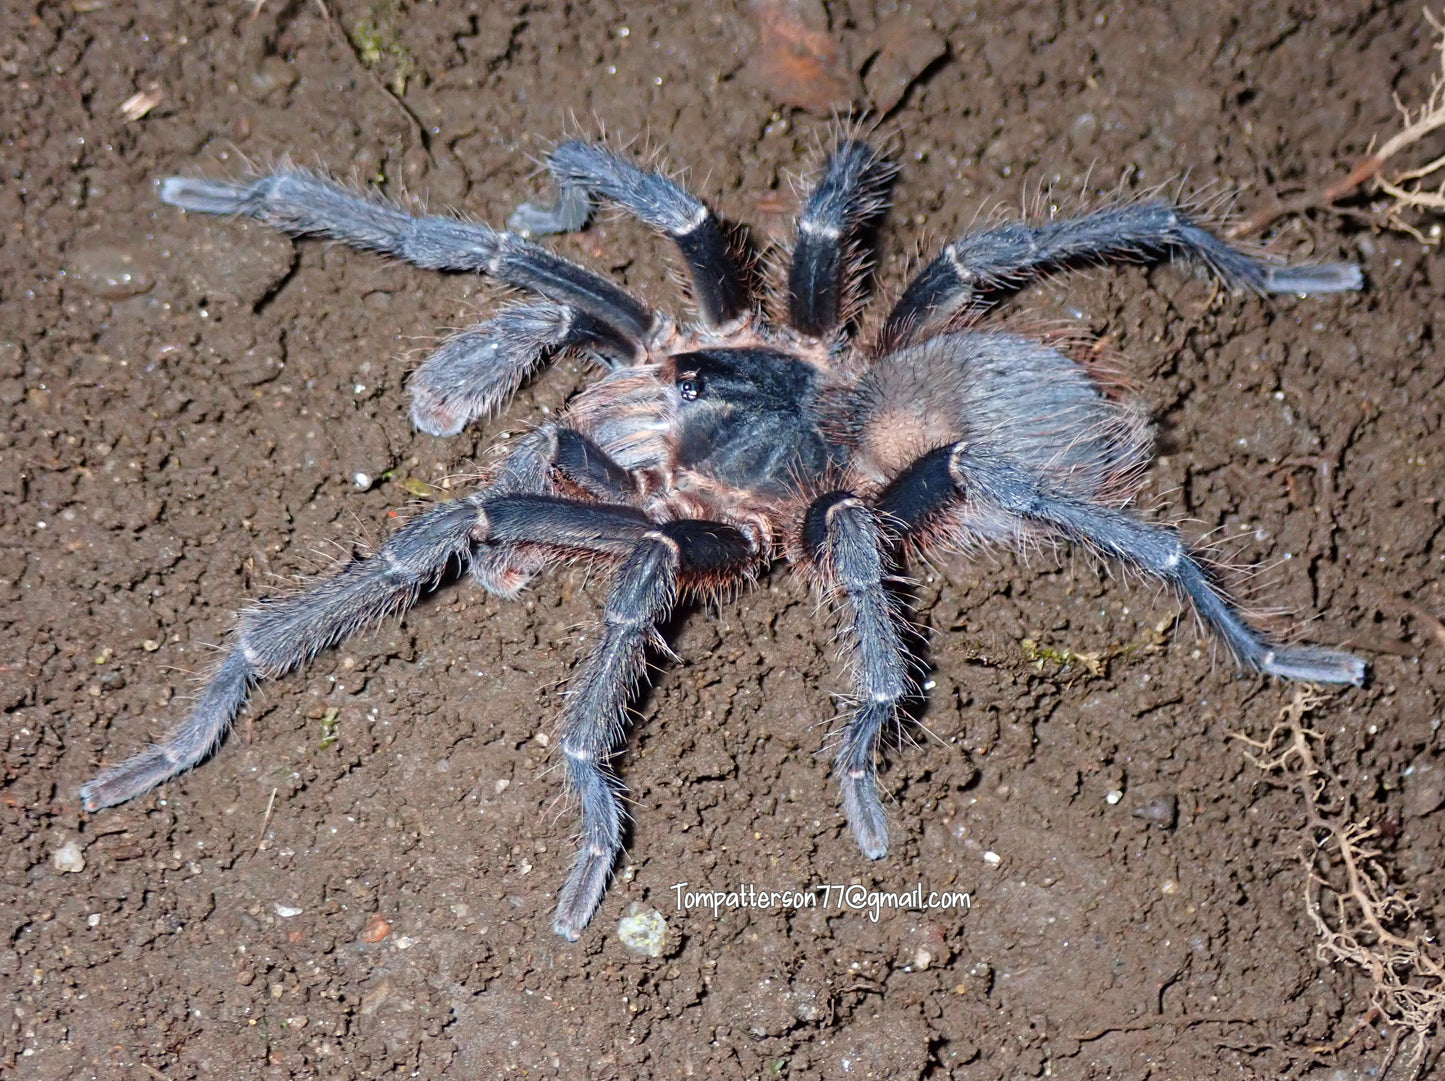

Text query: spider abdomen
(848, 334), (1151, 507)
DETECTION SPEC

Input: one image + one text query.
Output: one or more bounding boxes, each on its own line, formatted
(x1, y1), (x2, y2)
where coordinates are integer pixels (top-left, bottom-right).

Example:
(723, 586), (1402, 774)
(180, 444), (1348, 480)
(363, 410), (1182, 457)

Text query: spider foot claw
(842, 774), (890, 860)
(1260, 646), (1367, 687)
(1263, 262), (1364, 295)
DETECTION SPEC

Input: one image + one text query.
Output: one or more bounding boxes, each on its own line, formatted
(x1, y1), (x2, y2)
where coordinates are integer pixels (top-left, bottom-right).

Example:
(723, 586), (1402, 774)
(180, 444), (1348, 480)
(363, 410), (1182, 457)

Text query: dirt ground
(4, 0), (1444, 1077)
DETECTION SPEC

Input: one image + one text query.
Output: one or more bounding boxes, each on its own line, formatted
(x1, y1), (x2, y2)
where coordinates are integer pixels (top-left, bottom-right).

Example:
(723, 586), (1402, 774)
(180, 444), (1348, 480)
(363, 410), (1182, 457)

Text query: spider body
(82, 136), (1366, 940)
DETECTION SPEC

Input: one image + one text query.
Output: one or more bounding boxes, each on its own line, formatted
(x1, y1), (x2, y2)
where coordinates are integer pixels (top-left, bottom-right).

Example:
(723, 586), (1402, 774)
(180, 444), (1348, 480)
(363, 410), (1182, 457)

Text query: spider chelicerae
(81, 136), (1366, 940)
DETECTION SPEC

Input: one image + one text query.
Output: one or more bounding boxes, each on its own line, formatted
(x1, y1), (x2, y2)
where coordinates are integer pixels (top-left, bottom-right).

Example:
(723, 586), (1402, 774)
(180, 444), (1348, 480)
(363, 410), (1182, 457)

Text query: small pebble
(1132, 794), (1179, 830)
(273, 902), (303, 918)
(617, 905), (668, 957)
(52, 840), (85, 873)
(982, 850), (1001, 866)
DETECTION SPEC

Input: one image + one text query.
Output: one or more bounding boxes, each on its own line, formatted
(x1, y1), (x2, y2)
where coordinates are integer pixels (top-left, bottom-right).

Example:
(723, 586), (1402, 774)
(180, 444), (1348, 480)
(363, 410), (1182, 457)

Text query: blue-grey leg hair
(552, 517), (756, 940)
(788, 140), (898, 339)
(159, 171), (657, 346)
(509, 140), (750, 328)
(79, 495), (489, 812)
(410, 302), (642, 437)
(79, 435), (649, 814)
(882, 200), (1364, 345)
(803, 492), (914, 860)
(944, 444), (1366, 686)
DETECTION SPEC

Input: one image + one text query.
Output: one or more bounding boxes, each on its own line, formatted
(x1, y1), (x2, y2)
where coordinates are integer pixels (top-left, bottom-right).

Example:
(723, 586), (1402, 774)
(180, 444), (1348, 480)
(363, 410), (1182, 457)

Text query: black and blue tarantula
(81, 137), (1366, 939)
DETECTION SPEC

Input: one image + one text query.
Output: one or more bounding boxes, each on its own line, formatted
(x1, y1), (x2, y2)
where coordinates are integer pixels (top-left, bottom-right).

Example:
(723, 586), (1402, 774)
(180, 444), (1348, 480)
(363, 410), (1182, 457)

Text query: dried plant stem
(1236, 10), (1445, 238)
(1233, 690), (1445, 1080)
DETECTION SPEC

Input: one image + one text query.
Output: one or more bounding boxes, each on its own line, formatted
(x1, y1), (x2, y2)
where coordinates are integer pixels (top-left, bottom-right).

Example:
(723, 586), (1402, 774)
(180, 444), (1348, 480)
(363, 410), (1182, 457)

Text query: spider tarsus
(507, 183), (594, 238)
(159, 176), (258, 216)
(1263, 262), (1365, 295)
(553, 847), (616, 941)
(80, 649), (253, 812)
(1258, 646), (1368, 688)
(841, 771), (890, 859)
(80, 745), (179, 813)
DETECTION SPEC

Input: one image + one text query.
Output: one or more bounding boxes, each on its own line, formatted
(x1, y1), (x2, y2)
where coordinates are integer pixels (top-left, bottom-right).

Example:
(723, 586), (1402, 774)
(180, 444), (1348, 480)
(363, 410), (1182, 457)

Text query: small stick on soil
(252, 787), (278, 858)
(1233, 690), (1445, 1080)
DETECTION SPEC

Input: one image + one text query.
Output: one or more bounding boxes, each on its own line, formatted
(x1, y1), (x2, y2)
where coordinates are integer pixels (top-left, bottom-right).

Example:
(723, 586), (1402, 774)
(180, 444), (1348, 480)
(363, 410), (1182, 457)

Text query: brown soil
(4, 1), (1443, 1078)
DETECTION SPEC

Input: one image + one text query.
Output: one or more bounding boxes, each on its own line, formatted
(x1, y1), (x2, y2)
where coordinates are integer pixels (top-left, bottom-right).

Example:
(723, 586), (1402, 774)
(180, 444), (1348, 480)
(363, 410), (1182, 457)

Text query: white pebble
(52, 840), (86, 873)
(617, 905), (668, 957)
(1105, 789), (1123, 805)
(273, 902), (303, 918)
(353, 472), (372, 490)
(982, 850), (1001, 866)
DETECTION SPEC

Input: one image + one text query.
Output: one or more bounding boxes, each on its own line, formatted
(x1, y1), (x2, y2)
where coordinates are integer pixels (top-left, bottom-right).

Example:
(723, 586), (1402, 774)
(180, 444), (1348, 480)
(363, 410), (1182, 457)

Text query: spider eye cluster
(671, 347), (814, 410)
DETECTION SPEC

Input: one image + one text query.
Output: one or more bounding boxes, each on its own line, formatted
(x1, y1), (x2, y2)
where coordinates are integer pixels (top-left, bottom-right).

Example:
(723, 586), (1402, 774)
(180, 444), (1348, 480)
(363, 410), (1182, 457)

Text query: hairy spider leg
(547, 426), (641, 501)
(878, 443), (1366, 686)
(79, 426), (637, 814)
(881, 200), (1364, 345)
(79, 495), (488, 812)
(802, 493), (913, 860)
(787, 140), (898, 339)
(509, 140), (750, 328)
(409, 301), (641, 437)
(158, 171), (657, 347)
(551, 516), (757, 941)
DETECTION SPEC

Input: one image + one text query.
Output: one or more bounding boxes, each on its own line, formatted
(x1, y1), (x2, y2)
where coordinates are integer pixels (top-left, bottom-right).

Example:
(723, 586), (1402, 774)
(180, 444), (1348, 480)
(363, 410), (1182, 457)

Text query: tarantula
(81, 136), (1366, 940)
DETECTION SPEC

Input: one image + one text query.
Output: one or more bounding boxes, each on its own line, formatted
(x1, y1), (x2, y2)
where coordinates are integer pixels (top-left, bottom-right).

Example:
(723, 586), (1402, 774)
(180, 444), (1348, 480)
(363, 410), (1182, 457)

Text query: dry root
(1370, 11), (1445, 239)
(1237, 10), (1445, 239)
(1233, 690), (1445, 1079)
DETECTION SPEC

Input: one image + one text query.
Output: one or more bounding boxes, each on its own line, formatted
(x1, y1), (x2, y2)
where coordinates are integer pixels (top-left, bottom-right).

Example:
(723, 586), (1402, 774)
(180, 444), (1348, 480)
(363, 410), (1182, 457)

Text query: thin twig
(252, 787), (278, 858)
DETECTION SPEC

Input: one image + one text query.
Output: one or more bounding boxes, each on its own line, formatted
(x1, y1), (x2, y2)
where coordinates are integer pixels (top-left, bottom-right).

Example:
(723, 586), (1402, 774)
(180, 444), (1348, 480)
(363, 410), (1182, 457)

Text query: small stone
(617, 904), (668, 957)
(52, 840), (85, 873)
(361, 913), (391, 943)
(273, 902), (303, 918)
